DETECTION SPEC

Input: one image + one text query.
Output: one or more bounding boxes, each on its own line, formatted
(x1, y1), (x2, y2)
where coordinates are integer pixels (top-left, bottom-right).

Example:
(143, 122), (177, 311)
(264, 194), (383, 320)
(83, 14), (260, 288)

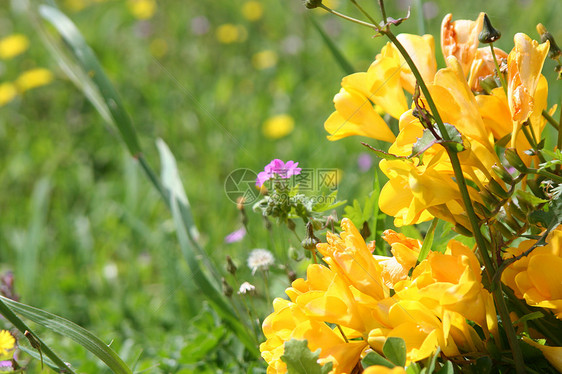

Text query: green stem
(489, 43), (507, 95)
(0, 299), (76, 373)
(319, 5), (379, 29)
(542, 109), (560, 131)
(527, 168), (562, 183)
(350, 0), (378, 25)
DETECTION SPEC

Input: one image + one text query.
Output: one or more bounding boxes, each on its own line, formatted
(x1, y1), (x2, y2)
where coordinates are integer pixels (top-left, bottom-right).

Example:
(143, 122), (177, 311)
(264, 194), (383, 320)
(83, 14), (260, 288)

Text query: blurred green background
(1, 0), (561, 372)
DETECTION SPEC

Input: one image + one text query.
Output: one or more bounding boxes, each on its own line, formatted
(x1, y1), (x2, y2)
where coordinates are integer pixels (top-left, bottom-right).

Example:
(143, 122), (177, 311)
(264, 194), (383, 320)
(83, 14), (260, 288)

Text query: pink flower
(256, 159), (302, 187)
(224, 227), (246, 243)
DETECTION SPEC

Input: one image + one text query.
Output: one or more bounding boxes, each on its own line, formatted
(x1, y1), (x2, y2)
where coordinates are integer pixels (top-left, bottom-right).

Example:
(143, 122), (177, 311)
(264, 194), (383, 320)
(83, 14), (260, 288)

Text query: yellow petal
(507, 33), (549, 146)
(324, 88), (395, 142)
(440, 13), (484, 77)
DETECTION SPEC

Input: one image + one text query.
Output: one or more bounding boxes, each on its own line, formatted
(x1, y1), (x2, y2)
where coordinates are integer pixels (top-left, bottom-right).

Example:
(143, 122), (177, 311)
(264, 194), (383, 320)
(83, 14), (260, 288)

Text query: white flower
(247, 248), (274, 275)
(238, 281), (256, 295)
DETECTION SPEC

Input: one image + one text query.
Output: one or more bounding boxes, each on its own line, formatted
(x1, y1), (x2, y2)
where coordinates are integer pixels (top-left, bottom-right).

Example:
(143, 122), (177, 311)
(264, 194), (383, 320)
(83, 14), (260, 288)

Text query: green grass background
(1, 0), (561, 372)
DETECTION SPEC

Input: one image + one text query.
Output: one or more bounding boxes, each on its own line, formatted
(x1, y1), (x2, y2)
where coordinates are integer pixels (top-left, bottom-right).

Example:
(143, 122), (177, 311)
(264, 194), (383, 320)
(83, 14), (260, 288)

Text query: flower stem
(319, 5), (378, 29)
(489, 43), (507, 95)
(350, 0), (378, 25)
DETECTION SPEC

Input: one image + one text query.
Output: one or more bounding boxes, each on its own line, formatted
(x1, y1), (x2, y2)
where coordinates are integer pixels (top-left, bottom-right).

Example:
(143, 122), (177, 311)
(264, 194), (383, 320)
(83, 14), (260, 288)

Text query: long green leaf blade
(156, 139), (260, 357)
(38, 5), (142, 156)
(0, 296), (132, 374)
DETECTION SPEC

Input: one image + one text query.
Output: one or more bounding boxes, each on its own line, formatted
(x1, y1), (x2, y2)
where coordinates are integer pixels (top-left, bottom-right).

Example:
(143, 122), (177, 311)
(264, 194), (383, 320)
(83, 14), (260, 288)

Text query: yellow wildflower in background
(242, 1), (264, 21)
(149, 38), (168, 58)
(0, 330), (15, 359)
(252, 50), (278, 70)
(0, 34), (29, 60)
(127, 0), (157, 20)
(15, 68), (54, 92)
(262, 114), (294, 139)
(216, 24), (247, 44)
(0, 83), (18, 106)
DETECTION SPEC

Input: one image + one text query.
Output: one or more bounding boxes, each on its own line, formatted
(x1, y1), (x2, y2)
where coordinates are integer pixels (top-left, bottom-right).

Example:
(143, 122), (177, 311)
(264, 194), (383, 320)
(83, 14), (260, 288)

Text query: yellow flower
(252, 50), (278, 70)
(127, 0), (156, 20)
(522, 337), (562, 372)
(15, 68), (54, 92)
(502, 225), (562, 318)
(507, 33), (549, 147)
(261, 279), (369, 373)
(394, 240), (497, 336)
(0, 34), (30, 60)
(363, 367), (406, 374)
(375, 230), (421, 288)
(378, 34), (437, 94)
(368, 300), (460, 362)
(262, 114), (294, 139)
(216, 24), (247, 44)
(242, 1), (264, 21)
(468, 47), (508, 92)
(324, 87), (395, 142)
(0, 83), (18, 106)
(317, 218), (388, 300)
(0, 330), (15, 359)
(440, 13), (484, 77)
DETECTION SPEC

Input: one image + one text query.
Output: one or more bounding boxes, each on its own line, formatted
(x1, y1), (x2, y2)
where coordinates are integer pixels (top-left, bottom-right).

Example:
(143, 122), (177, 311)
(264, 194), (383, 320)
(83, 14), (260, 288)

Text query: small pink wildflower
(256, 159), (302, 187)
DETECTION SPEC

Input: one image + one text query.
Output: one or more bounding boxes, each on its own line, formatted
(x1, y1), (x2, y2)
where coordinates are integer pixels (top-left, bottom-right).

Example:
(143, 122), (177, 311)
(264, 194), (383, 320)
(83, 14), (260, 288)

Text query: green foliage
(382, 337), (407, 367)
(280, 339), (333, 374)
(362, 351), (395, 369)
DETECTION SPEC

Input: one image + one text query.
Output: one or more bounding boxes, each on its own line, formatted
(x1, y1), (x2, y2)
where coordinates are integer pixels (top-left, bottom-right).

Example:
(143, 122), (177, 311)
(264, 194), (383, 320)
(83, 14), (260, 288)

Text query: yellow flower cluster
(261, 219), (496, 373)
(324, 14), (553, 232)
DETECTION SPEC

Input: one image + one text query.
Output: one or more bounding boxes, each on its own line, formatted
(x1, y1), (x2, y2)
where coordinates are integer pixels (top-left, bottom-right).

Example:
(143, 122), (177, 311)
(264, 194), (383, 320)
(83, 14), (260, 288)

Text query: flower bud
(221, 277), (233, 298)
(478, 14), (501, 44)
(304, 0), (322, 9)
(494, 220), (513, 239)
(507, 202), (527, 222)
(301, 221), (320, 251)
(226, 255), (237, 275)
(492, 164), (514, 184)
(454, 223), (473, 237)
(487, 178), (509, 199)
(537, 23), (562, 60)
(504, 148), (528, 172)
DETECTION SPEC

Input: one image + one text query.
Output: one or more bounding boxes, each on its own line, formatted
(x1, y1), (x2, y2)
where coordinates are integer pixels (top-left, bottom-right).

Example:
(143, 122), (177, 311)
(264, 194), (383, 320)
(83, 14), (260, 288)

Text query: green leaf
(426, 347), (440, 373)
(411, 124), (464, 158)
(528, 197), (562, 243)
(309, 17), (354, 75)
(436, 361), (454, 374)
(362, 351), (395, 369)
(280, 340), (333, 374)
(516, 190), (549, 205)
(417, 218), (438, 263)
(156, 139), (259, 357)
(38, 5), (142, 156)
(362, 142), (409, 161)
(0, 296), (132, 374)
(512, 312), (544, 326)
(383, 337), (407, 367)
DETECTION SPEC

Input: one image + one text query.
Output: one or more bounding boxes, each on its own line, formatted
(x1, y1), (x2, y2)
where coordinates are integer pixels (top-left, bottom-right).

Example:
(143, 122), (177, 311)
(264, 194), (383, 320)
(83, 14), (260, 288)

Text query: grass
(1, 0), (562, 372)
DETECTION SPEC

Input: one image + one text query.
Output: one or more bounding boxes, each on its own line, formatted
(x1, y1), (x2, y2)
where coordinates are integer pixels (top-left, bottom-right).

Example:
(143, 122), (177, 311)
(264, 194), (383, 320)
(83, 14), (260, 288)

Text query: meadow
(1, 0), (562, 372)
